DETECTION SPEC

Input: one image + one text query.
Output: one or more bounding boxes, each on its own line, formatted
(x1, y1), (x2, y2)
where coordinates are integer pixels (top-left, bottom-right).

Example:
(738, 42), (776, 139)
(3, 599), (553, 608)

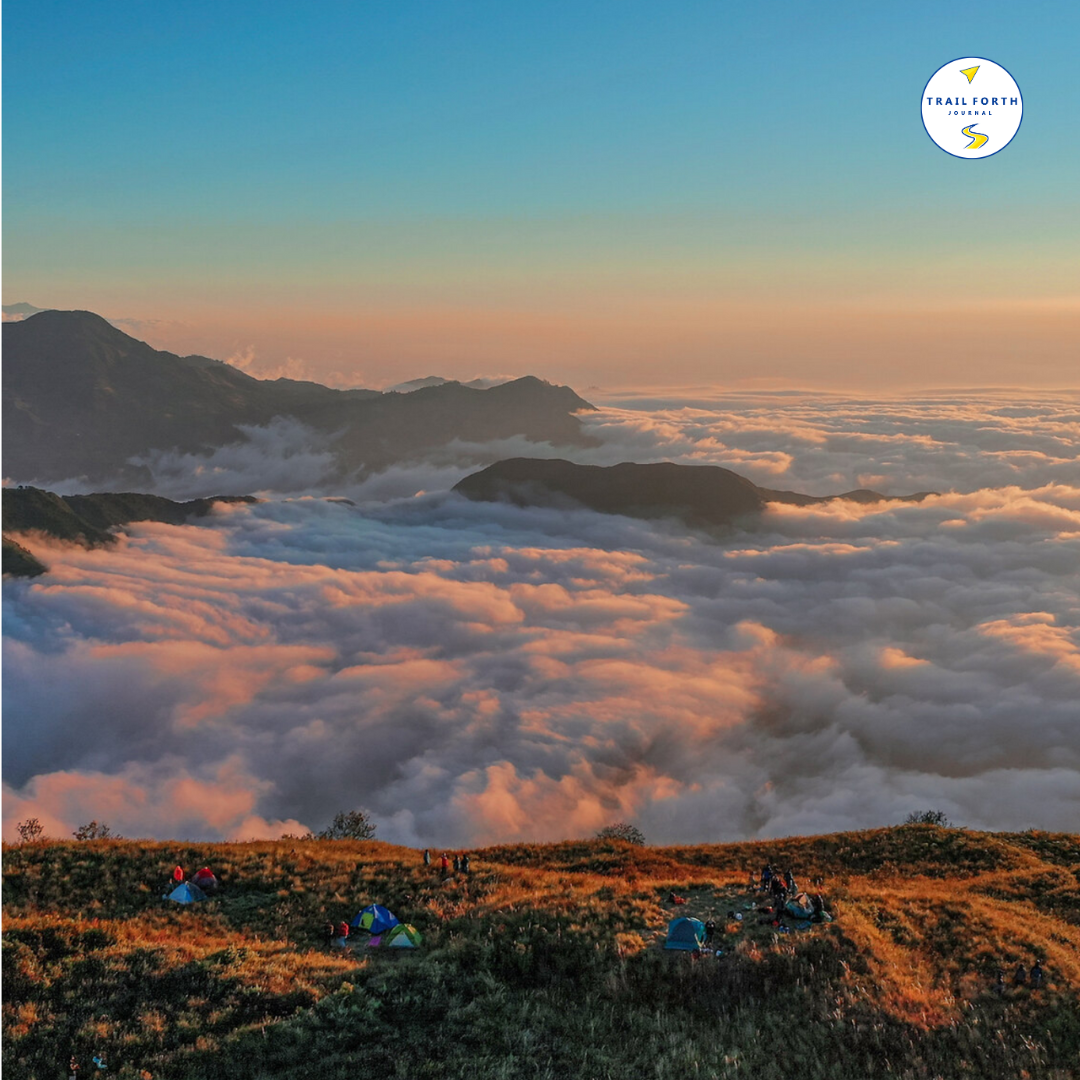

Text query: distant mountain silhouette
(3, 311), (596, 486)
(389, 376), (452, 392)
(389, 375), (510, 392)
(454, 459), (935, 528)
(1, 486), (258, 576)
(2, 302), (50, 319)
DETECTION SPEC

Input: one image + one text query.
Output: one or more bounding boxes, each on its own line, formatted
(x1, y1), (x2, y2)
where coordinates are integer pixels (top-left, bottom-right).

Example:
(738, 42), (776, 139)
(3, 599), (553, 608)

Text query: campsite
(3, 826), (1079, 1079)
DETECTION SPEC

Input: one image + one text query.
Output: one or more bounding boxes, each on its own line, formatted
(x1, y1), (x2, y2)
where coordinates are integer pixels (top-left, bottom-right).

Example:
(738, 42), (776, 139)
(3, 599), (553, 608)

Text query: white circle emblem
(921, 57), (1022, 159)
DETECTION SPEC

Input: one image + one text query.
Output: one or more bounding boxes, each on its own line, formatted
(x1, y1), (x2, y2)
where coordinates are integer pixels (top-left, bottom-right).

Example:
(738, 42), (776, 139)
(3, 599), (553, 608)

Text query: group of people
(748, 864), (829, 927)
(994, 960), (1045, 993)
(324, 920), (352, 949)
(423, 849), (471, 878)
(750, 863), (797, 896)
(170, 864), (218, 894)
(67, 1054), (107, 1077)
(753, 863), (793, 911)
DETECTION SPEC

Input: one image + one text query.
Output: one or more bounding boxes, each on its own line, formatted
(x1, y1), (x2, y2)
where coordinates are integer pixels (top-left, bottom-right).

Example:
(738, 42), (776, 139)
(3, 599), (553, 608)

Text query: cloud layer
(4, 393), (1079, 844)
(94, 389), (1080, 505)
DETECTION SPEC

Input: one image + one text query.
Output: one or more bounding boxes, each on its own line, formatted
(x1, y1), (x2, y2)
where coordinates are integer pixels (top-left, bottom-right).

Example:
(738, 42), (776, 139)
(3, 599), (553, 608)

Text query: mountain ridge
(3, 310), (597, 487)
(454, 457), (936, 528)
(1, 486), (258, 576)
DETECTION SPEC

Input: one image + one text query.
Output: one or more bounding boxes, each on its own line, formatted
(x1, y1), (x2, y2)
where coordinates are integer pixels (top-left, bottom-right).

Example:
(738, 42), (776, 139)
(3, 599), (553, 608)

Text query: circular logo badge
(921, 57), (1022, 159)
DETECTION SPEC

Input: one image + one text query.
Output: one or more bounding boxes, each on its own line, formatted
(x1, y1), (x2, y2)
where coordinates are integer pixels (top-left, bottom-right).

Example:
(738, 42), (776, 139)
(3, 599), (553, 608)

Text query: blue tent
(664, 916), (706, 951)
(351, 904), (399, 935)
(166, 882), (207, 904)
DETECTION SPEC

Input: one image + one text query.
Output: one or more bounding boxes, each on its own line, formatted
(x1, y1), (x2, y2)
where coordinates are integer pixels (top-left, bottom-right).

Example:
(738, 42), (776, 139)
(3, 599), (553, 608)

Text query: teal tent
(166, 882), (207, 904)
(664, 917), (706, 950)
(785, 893), (814, 919)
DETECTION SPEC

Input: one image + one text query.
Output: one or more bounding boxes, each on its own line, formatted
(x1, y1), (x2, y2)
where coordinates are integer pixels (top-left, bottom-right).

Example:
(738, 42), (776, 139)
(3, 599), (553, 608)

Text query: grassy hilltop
(3, 827), (1079, 1080)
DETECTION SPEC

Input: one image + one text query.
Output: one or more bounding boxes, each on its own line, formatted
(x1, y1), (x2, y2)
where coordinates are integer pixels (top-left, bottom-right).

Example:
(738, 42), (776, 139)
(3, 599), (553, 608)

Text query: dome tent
(664, 916), (706, 951)
(384, 924), (422, 949)
(192, 867), (219, 895)
(166, 882), (207, 904)
(351, 904), (399, 935)
(785, 893), (814, 920)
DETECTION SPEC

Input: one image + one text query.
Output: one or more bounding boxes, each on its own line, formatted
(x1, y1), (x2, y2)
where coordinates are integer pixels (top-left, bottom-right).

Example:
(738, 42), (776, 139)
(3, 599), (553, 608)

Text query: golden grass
(4, 826), (1078, 1079)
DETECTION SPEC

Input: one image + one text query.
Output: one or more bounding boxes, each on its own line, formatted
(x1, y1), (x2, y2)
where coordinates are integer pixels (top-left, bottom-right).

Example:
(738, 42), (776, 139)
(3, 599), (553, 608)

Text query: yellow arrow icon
(960, 65), (979, 83)
(962, 124), (988, 150)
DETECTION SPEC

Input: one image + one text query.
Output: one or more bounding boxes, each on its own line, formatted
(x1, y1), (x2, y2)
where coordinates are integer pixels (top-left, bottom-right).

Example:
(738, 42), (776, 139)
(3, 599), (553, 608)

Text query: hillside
(1, 536), (47, 577)
(1, 487), (258, 576)
(2, 311), (597, 486)
(3, 827), (1077, 1079)
(454, 458), (936, 528)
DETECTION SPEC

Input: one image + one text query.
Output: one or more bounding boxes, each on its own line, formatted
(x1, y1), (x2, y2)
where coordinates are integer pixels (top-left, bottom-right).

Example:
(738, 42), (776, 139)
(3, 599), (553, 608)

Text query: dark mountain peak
(8, 308), (246, 373)
(455, 458), (765, 526)
(21, 307), (113, 326)
(10, 307), (139, 345)
(3, 308), (598, 488)
(485, 376), (596, 412)
(455, 458), (935, 529)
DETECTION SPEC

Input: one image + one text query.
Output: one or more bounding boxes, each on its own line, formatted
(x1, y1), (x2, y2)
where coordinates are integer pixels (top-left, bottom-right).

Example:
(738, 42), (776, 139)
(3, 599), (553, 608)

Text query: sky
(4, 1), (1079, 388)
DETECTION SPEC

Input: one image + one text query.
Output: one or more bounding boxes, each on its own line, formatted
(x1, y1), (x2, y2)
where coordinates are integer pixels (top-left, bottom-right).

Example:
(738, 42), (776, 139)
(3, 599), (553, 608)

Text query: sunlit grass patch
(4, 828), (1079, 1079)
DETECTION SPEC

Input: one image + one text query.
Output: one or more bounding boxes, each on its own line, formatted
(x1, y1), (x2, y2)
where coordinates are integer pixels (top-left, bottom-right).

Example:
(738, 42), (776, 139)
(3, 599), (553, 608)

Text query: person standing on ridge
(423, 849), (431, 867)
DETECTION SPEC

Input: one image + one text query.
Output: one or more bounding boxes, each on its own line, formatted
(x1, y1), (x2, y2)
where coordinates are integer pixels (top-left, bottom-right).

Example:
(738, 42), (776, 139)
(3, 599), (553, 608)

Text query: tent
(664, 916), (706, 951)
(384, 924), (422, 949)
(192, 868), (219, 895)
(351, 904), (400, 935)
(785, 893), (814, 920)
(166, 882), (207, 904)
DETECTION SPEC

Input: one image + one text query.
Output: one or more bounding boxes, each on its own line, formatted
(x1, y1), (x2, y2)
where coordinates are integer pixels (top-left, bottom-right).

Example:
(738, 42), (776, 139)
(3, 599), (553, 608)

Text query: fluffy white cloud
(3, 393), (1078, 844)
(33, 388), (1079, 506)
(578, 389), (1080, 495)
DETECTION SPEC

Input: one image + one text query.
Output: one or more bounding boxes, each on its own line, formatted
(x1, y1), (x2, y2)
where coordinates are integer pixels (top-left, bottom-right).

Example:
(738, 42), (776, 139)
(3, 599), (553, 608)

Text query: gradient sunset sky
(4, 1), (1078, 388)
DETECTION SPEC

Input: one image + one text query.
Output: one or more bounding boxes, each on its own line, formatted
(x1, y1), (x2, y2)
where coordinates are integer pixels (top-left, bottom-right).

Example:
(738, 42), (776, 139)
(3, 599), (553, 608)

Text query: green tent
(664, 917), (705, 951)
(384, 923), (422, 949)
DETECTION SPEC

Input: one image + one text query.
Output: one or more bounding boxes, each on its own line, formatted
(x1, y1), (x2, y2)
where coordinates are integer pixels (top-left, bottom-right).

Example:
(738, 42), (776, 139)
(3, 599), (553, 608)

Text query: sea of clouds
(4, 391), (1079, 844)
